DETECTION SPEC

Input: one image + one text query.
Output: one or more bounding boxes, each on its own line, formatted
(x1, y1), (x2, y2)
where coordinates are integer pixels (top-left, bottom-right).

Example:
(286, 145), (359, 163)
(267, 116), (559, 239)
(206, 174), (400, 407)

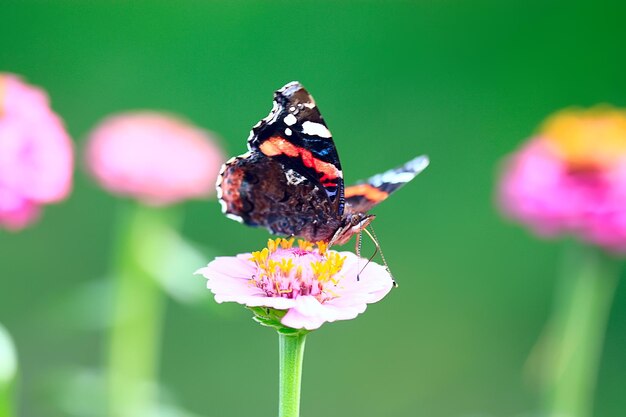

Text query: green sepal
(248, 307), (310, 336)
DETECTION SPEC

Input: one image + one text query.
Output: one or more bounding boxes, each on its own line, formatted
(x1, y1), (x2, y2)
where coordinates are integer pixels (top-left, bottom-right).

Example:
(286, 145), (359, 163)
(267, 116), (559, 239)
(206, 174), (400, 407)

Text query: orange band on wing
(344, 184), (389, 202)
(259, 136), (340, 183)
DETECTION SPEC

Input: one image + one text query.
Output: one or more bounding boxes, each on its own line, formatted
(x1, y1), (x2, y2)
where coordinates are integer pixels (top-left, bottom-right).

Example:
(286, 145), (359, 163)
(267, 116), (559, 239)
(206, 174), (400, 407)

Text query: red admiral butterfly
(217, 81), (429, 246)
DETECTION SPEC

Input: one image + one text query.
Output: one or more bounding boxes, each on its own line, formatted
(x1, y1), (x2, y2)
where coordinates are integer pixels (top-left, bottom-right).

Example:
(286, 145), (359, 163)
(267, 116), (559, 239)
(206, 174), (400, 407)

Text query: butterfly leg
(362, 226), (397, 287)
(355, 230), (363, 280)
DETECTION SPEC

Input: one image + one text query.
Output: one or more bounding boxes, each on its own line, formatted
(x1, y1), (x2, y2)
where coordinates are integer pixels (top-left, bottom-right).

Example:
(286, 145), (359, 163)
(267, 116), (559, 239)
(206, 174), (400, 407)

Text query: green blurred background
(1, 1), (626, 416)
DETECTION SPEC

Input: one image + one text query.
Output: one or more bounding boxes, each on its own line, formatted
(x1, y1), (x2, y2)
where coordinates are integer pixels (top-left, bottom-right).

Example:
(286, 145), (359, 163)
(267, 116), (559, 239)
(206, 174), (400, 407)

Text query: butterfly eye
(350, 215), (362, 226)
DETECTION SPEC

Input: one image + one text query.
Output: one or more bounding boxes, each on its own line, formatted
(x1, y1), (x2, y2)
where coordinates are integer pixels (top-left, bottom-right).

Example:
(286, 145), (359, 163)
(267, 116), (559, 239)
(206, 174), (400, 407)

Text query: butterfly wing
(247, 81), (345, 216)
(217, 81), (345, 242)
(344, 155), (429, 214)
(217, 151), (342, 241)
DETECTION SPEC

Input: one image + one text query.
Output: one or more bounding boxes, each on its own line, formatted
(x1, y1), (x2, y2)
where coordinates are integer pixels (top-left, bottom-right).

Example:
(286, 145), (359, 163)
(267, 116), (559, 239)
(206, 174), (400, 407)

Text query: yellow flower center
(541, 106), (626, 169)
(249, 238), (346, 300)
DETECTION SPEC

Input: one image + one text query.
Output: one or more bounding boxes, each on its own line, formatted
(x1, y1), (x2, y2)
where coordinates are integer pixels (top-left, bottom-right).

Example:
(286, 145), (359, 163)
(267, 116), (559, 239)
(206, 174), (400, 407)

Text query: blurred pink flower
(0, 73), (73, 230)
(498, 106), (626, 252)
(195, 238), (394, 330)
(85, 112), (225, 206)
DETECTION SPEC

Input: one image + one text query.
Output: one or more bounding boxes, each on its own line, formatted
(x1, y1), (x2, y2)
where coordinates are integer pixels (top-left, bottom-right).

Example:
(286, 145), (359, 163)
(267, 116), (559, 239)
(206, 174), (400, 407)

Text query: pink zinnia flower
(0, 73), (73, 230)
(196, 238), (394, 330)
(85, 112), (225, 206)
(498, 106), (626, 252)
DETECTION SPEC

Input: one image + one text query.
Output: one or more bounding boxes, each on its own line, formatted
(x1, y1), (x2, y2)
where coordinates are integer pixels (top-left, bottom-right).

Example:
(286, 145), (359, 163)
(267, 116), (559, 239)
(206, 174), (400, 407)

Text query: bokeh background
(1, 1), (626, 416)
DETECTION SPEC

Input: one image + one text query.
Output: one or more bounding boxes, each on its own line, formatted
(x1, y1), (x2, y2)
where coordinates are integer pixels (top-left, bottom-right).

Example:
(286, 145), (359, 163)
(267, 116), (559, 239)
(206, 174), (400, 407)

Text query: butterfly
(217, 81), (429, 246)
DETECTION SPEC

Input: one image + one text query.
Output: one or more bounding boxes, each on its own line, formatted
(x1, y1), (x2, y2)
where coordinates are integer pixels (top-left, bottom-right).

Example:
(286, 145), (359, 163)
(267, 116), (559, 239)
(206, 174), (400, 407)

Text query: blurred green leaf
(138, 228), (214, 305)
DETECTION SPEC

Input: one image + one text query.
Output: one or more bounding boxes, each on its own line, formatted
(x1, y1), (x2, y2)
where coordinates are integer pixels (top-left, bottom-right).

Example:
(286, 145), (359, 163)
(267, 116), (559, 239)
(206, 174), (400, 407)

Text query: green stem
(107, 203), (180, 417)
(0, 382), (14, 417)
(279, 332), (307, 417)
(545, 243), (621, 417)
(0, 323), (16, 417)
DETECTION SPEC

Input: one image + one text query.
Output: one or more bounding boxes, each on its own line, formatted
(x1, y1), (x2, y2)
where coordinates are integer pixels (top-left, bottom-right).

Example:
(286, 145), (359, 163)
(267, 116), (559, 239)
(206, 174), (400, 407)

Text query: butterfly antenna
(363, 225), (397, 287)
(355, 230), (363, 281)
(357, 232), (379, 279)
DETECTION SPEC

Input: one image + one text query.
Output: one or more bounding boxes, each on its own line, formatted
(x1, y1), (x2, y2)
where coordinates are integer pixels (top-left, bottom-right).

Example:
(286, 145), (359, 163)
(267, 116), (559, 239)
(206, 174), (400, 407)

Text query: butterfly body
(217, 81), (428, 245)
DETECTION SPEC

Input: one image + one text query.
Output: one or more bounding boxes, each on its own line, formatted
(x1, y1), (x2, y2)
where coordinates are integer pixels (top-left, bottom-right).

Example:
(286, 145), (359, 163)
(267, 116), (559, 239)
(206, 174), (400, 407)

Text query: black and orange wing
(217, 151), (342, 242)
(247, 81), (345, 216)
(216, 81), (345, 242)
(344, 155), (429, 214)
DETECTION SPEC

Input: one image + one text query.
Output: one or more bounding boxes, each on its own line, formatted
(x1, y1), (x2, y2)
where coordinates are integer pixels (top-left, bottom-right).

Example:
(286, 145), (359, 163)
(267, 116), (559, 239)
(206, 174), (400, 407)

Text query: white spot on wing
(369, 171), (417, 187)
(285, 128), (292, 136)
(216, 174), (224, 197)
(279, 81), (301, 93)
(407, 155), (430, 174)
(301, 121), (331, 138)
(284, 114), (297, 126)
(368, 155), (430, 187)
(367, 155), (429, 187)
(219, 199), (228, 213)
(285, 169), (307, 185)
(226, 213), (244, 223)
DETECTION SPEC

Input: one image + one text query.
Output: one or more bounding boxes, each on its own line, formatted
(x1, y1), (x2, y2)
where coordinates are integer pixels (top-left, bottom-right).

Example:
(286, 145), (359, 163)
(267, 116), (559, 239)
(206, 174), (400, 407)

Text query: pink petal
(207, 255), (255, 279)
(334, 252), (394, 304)
(196, 257), (259, 298)
(0, 74), (73, 230)
(280, 253), (394, 330)
(196, 256), (297, 310)
(498, 137), (626, 252)
(198, 248), (395, 330)
(282, 297), (328, 330)
(85, 112), (225, 206)
(241, 296), (297, 310)
(281, 310), (326, 330)
(0, 196), (40, 231)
